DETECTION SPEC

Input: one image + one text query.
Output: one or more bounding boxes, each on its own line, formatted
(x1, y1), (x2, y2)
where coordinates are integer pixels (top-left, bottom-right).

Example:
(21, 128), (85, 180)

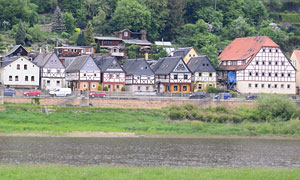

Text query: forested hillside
(0, 0), (300, 65)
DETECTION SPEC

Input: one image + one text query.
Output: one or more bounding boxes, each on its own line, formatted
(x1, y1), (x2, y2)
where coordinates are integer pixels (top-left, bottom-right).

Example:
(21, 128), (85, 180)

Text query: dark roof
(66, 55), (90, 73)
(187, 56), (216, 73)
(34, 53), (54, 67)
(152, 56), (184, 75)
(123, 59), (154, 76)
(173, 47), (193, 58)
(94, 56), (123, 72)
(123, 39), (152, 46)
(5, 45), (28, 57)
(0, 57), (20, 67)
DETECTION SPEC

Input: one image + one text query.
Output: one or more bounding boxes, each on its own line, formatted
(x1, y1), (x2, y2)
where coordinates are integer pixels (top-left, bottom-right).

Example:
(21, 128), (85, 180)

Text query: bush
(61, 32), (70, 39)
(97, 84), (102, 91)
(228, 90), (237, 97)
(215, 106), (228, 113)
(103, 86), (108, 91)
(168, 109), (187, 120)
(183, 104), (198, 111)
(121, 87), (126, 91)
(256, 94), (298, 121)
(206, 86), (218, 93)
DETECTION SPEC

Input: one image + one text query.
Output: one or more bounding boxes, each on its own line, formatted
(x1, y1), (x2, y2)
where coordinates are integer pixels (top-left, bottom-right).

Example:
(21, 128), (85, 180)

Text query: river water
(0, 137), (299, 167)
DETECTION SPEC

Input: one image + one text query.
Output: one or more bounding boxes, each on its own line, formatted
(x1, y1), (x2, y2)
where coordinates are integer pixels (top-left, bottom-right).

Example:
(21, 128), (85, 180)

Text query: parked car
(4, 88), (16, 96)
(189, 92), (207, 99)
(246, 94), (259, 100)
(215, 92), (232, 99)
(89, 91), (106, 98)
(49, 88), (72, 97)
(24, 89), (41, 97)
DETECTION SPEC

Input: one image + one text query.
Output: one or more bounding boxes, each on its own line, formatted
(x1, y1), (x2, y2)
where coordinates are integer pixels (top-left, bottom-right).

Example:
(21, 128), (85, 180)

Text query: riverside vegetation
(0, 165), (299, 180)
(0, 94), (300, 137)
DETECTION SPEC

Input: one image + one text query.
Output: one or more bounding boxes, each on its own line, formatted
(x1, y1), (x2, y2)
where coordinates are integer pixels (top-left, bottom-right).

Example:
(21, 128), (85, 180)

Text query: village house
(65, 55), (101, 91)
(55, 46), (83, 57)
(34, 52), (66, 90)
(187, 56), (217, 92)
(123, 59), (155, 92)
(218, 36), (296, 94)
(94, 56), (125, 92)
(152, 56), (192, 93)
(173, 47), (198, 64)
(2, 45), (29, 60)
(290, 50), (300, 93)
(0, 56), (39, 88)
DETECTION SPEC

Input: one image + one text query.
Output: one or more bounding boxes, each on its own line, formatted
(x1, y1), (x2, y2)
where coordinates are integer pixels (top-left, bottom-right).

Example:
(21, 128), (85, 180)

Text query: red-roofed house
(218, 36), (296, 94)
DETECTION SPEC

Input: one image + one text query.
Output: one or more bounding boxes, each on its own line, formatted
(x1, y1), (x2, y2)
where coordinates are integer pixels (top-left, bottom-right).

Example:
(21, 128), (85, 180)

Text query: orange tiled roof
(218, 36), (279, 62)
(293, 50), (300, 64)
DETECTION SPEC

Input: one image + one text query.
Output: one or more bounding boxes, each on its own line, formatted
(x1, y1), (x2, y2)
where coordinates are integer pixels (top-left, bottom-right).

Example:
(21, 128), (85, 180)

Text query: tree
(63, 12), (75, 34)
(218, 0), (244, 26)
(111, 0), (151, 32)
(96, 41), (101, 53)
(0, 35), (6, 53)
(76, 32), (85, 46)
(15, 21), (26, 45)
(243, 0), (268, 26)
(84, 21), (95, 46)
(222, 17), (256, 40)
(52, 6), (66, 33)
(200, 44), (219, 68)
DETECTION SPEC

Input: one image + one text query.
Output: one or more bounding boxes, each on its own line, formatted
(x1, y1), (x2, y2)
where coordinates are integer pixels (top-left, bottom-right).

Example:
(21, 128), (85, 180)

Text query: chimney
(140, 30), (147, 40)
(145, 52), (149, 60)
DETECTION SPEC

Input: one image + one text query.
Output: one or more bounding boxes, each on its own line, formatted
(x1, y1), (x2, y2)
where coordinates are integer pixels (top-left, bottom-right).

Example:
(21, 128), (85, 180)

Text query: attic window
(263, 49), (265, 52)
(124, 31), (128, 37)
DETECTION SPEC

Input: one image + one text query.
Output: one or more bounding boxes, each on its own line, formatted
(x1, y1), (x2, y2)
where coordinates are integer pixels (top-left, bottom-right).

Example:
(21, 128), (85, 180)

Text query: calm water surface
(0, 137), (299, 167)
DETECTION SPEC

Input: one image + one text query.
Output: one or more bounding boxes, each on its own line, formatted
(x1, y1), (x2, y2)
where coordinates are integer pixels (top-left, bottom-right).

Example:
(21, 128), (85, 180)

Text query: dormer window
(124, 31), (128, 37)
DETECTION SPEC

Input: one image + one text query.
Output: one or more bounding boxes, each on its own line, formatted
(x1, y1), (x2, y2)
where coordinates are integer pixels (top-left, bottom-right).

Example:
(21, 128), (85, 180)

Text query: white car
(49, 88), (72, 97)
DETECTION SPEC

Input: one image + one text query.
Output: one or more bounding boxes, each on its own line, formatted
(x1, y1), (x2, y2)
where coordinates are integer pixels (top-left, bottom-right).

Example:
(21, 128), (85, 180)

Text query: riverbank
(0, 103), (300, 137)
(0, 165), (299, 180)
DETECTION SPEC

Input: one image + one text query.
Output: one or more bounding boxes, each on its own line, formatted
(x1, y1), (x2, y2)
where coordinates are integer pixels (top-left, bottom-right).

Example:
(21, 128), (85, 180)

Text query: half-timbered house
(152, 56), (192, 93)
(34, 52), (66, 90)
(123, 59), (155, 92)
(65, 55), (101, 91)
(94, 56), (125, 91)
(187, 56), (217, 92)
(218, 36), (296, 94)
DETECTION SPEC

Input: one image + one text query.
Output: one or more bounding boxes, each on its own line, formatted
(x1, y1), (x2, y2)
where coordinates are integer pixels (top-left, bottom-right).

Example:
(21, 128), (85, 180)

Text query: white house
(0, 56), (40, 88)
(218, 36), (296, 94)
(34, 52), (66, 90)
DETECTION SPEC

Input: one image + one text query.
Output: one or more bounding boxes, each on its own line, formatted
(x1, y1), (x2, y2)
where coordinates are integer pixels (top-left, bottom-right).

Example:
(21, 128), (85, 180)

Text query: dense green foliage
(0, 165), (299, 180)
(1, 0), (300, 62)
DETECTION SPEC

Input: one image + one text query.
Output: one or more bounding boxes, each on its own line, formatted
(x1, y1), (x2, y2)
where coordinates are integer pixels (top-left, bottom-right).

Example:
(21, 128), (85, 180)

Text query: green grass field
(0, 104), (299, 137)
(0, 165), (299, 180)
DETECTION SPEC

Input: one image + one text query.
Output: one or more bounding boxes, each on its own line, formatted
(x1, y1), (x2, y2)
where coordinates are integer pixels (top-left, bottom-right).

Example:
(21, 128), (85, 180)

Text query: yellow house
(173, 47), (198, 64)
(187, 56), (217, 92)
(290, 50), (300, 91)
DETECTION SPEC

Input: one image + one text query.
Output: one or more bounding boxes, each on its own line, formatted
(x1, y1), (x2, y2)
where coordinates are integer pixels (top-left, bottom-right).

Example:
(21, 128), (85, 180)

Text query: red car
(24, 89), (41, 97)
(89, 91), (106, 98)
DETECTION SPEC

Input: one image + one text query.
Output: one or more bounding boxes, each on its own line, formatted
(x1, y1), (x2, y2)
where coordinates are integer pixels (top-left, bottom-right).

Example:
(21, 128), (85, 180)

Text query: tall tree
(63, 12), (75, 34)
(111, 0), (151, 32)
(218, 0), (244, 26)
(52, 6), (66, 33)
(84, 21), (95, 45)
(76, 32), (85, 46)
(243, 0), (268, 26)
(95, 41), (101, 53)
(15, 21), (26, 45)
(164, 0), (186, 41)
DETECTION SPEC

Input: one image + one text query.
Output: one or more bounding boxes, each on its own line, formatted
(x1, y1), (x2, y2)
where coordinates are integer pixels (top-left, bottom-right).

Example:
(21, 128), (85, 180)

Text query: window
(269, 62), (272, 65)
(57, 81), (60, 86)
(116, 85), (120, 89)
(256, 72), (258, 76)
(262, 61), (265, 65)
(288, 73), (291, 77)
(183, 86), (187, 91)
(281, 73), (284, 77)
(9, 76), (12, 81)
(276, 49), (278, 53)
(288, 84), (290, 89)
(174, 75), (178, 79)
(108, 85), (111, 88)
(57, 69), (61, 73)
(199, 73), (202, 77)
(116, 74), (120, 79)
(275, 73), (278, 77)
(138, 86), (141, 91)
(84, 73), (86, 76)
(24, 64), (27, 70)
(256, 61), (259, 65)
(274, 84), (277, 88)
(209, 73), (212, 77)
(83, 84), (87, 88)
(269, 49), (272, 52)
(189, 54), (191, 57)
(15, 76), (19, 81)
(275, 62), (278, 65)
(249, 72), (252, 76)
(173, 86), (178, 91)
(248, 83), (252, 88)
(262, 72), (265, 76)
(124, 31), (128, 37)
(184, 75), (188, 79)
(255, 84), (258, 88)
(94, 73), (97, 77)
(110, 74), (113, 79)
(263, 49), (265, 52)
(17, 64), (20, 70)
(47, 80), (50, 85)
(269, 72), (272, 76)
(281, 62), (284, 65)
(92, 84), (96, 88)
(31, 76), (34, 81)
(146, 86), (149, 91)
(268, 84), (271, 88)
(25, 76), (28, 81)
(281, 84), (284, 89)
(47, 69), (51, 73)
(261, 84), (265, 88)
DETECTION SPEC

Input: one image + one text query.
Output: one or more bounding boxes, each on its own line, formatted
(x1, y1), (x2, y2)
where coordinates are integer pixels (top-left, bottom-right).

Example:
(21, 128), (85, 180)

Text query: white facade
(103, 72), (125, 83)
(0, 57), (40, 87)
(125, 75), (155, 92)
(194, 72), (217, 82)
(235, 47), (296, 94)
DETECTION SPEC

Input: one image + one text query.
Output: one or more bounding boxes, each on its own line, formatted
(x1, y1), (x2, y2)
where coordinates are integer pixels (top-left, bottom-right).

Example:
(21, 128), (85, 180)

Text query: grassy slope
(0, 165), (299, 180)
(0, 104), (299, 137)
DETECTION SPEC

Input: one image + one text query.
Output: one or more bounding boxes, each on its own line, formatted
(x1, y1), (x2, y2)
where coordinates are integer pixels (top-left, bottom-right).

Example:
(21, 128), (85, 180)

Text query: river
(0, 137), (299, 167)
